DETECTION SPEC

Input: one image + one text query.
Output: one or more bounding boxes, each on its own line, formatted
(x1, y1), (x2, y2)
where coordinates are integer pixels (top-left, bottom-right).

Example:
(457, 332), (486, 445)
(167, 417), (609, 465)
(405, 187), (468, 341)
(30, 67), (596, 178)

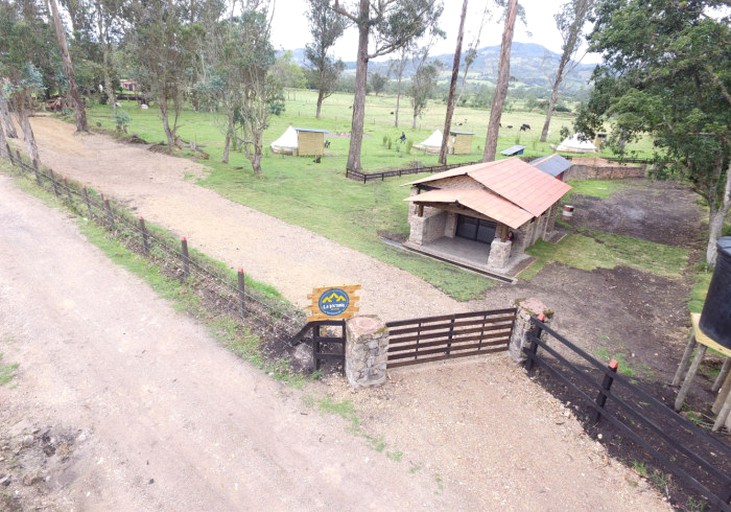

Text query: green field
(84, 89), (657, 300)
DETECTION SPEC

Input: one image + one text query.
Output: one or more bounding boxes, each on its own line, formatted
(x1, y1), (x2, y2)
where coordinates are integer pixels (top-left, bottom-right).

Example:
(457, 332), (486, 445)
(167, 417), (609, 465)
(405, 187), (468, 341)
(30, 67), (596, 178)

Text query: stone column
(487, 239), (512, 269)
(508, 298), (550, 363)
(345, 316), (389, 388)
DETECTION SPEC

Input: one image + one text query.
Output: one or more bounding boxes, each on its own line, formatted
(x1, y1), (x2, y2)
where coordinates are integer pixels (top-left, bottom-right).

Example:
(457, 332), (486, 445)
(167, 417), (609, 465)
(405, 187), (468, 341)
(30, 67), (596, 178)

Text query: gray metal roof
(293, 127), (329, 134)
(500, 145), (525, 156)
(530, 154), (572, 177)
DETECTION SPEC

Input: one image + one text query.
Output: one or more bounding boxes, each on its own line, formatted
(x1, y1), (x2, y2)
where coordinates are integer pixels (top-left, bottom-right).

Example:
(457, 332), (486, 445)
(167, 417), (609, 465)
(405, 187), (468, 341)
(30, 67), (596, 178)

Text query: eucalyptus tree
(439, 0), (468, 164)
(49, 0), (88, 131)
(0, 0), (50, 164)
(207, 3), (284, 173)
(124, 0), (199, 148)
(539, 0), (595, 143)
(483, 0), (518, 162)
(332, 0), (443, 172)
(576, 0), (731, 265)
(388, 45), (412, 128)
(305, 0), (346, 119)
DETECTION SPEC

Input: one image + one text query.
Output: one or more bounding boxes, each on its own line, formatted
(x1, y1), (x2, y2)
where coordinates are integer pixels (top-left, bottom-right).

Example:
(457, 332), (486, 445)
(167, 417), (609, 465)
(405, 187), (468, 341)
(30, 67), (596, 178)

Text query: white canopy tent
(556, 134), (597, 153)
(270, 126), (298, 155)
(414, 130), (443, 154)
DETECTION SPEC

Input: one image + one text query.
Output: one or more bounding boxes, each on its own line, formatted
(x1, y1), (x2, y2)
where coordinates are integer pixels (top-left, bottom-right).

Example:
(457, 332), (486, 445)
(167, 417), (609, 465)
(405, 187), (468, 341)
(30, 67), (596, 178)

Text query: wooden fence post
(139, 217), (149, 254)
(49, 169), (59, 197)
(83, 187), (94, 220)
(237, 268), (246, 319)
(181, 237), (190, 278)
(63, 177), (73, 203)
(32, 158), (41, 186)
(593, 359), (619, 423)
(524, 314), (545, 371)
(103, 196), (115, 230)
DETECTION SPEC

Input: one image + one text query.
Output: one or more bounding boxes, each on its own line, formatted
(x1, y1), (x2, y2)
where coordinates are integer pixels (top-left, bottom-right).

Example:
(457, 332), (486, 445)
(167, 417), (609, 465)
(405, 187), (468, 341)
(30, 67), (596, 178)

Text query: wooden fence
(525, 317), (731, 511)
(1, 148), (305, 344)
(385, 308), (517, 368)
(345, 159), (482, 183)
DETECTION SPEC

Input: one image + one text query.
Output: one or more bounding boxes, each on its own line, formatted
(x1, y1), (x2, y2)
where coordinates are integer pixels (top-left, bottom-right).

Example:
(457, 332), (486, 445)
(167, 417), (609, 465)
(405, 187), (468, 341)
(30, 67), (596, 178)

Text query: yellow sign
(307, 284), (361, 322)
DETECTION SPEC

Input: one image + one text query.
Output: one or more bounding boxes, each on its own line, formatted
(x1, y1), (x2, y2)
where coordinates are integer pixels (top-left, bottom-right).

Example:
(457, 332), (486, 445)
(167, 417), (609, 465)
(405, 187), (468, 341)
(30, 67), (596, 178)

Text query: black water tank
(699, 236), (731, 349)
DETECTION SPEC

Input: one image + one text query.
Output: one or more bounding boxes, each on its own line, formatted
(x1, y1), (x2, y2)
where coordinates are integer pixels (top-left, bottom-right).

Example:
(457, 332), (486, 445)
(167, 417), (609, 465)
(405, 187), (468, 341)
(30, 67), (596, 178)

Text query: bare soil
(1, 115), (721, 510)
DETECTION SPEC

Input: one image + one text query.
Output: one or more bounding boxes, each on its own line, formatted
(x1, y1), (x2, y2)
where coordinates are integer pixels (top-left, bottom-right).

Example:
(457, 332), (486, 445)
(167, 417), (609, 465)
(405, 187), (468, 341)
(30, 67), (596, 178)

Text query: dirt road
(0, 174), (473, 510)
(26, 116), (470, 321)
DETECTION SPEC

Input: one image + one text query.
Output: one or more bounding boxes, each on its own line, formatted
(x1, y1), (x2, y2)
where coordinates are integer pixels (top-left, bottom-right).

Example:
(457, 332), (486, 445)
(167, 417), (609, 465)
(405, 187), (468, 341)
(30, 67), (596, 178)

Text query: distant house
(404, 158), (571, 271)
(530, 154), (573, 182)
(119, 79), (139, 92)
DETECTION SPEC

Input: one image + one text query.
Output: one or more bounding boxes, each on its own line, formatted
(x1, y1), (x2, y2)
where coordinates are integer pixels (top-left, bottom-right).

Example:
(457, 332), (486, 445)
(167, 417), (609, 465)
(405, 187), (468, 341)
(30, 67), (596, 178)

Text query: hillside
(285, 42), (597, 98)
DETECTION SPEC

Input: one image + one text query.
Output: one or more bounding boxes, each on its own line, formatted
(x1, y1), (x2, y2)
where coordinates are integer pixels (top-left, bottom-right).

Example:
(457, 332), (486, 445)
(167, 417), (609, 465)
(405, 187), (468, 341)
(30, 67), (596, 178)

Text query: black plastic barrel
(699, 236), (731, 349)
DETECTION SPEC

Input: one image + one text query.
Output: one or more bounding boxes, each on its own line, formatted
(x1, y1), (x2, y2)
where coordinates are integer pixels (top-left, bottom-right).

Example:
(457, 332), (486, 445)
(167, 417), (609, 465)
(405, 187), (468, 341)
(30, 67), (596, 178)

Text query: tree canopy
(576, 0), (731, 265)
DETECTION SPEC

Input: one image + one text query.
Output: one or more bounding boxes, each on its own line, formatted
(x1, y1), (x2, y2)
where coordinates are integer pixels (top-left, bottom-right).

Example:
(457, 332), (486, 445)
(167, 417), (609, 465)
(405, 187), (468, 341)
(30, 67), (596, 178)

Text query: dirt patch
(569, 180), (705, 247)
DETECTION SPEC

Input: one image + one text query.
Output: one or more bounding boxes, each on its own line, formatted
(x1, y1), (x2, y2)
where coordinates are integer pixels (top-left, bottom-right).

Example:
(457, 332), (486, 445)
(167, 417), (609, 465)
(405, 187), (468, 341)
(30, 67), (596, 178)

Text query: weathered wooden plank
(389, 325), (513, 345)
(388, 332), (511, 354)
(387, 315), (516, 336)
(387, 347), (507, 368)
(387, 339), (509, 360)
(385, 308), (516, 328)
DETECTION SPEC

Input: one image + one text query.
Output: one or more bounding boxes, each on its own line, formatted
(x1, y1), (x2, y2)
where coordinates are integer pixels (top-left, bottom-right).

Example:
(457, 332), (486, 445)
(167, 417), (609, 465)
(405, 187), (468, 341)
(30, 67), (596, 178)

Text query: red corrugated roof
(406, 158), (571, 223)
(406, 188), (533, 229)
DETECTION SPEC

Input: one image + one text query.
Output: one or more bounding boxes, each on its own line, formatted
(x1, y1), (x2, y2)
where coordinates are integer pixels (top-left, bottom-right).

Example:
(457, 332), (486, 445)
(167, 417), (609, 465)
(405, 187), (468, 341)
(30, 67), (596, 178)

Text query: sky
(269, 0), (601, 63)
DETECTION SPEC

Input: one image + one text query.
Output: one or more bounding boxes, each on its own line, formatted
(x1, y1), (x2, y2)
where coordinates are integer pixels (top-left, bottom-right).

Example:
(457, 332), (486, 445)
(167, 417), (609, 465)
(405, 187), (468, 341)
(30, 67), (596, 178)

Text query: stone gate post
(509, 298), (550, 363)
(345, 316), (389, 388)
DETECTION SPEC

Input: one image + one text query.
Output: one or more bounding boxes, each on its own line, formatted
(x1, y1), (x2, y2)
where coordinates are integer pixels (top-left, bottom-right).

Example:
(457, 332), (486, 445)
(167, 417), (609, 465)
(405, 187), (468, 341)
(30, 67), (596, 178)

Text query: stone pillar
(508, 298), (550, 363)
(345, 316), (389, 388)
(487, 239), (512, 269)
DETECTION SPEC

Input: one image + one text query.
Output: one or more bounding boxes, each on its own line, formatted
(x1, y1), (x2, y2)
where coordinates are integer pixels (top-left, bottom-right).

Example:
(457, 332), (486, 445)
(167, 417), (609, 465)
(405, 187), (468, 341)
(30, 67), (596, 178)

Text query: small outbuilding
(500, 145), (525, 156)
(270, 126), (328, 157)
(404, 158), (571, 272)
(530, 154), (573, 181)
(449, 130), (474, 155)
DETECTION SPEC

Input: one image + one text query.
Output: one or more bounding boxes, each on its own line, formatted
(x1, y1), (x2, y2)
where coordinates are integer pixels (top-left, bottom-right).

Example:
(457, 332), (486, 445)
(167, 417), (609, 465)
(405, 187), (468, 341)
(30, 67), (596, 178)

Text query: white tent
(270, 126), (298, 155)
(556, 134), (597, 153)
(414, 130), (443, 154)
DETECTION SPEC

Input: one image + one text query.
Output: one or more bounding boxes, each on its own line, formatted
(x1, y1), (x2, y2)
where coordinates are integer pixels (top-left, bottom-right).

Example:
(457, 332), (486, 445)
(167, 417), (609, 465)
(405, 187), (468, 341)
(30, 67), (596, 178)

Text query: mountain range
(285, 42), (598, 97)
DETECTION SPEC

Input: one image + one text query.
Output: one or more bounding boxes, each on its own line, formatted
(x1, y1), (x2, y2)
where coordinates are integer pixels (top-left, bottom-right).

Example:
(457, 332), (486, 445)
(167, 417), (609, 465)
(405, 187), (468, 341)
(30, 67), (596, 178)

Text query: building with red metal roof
(404, 158), (571, 272)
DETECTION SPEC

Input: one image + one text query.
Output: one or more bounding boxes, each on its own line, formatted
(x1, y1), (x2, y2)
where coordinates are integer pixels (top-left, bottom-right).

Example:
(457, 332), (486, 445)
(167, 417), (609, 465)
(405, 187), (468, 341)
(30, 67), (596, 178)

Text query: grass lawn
(84, 89), (659, 300)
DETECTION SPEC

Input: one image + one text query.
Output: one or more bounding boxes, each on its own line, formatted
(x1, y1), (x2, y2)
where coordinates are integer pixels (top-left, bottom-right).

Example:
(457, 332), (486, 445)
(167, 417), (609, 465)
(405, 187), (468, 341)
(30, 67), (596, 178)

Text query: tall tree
(439, 0), (468, 165)
(455, 1), (491, 108)
(576, 0), (731, 266)
(206, 5), (284, 173)
(49, 0), (89, 132)
(408, 62), (439, 129)
(388, 45), (412, 128)
(539, 0), (595, 143)
(125, 0), (198, 148)
(0, 0), (49, 165)
(332, 0), (443, 172)
(483, 0), (518, 162)
(305, 0), (346, 119)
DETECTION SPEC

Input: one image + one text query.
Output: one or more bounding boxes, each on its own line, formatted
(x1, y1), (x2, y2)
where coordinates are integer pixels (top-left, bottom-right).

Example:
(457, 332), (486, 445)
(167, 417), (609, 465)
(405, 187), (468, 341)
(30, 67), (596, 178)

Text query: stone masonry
(345, 316), (389, 388)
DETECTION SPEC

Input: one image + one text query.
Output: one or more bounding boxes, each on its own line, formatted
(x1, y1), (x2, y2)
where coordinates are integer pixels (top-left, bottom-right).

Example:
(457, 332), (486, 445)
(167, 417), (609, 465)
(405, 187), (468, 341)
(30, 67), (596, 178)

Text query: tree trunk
(17, 103), (40, 164)
(540, 79), (562, 143)
(394, 75), (402, 128)
(95, 0), (117, 114)
(0, 93), (17, 139)
(49, 0), (88, 133)
(706, 163), (731, 266)
(316, 88), (324, 119)
(439, 0), (468, 165)
(159, 99), (176, 148)
(483, 0), (518, 162)
(345, 0), (370, 172)
(222, 112), (235, 164)
(0, 118), (8, 159)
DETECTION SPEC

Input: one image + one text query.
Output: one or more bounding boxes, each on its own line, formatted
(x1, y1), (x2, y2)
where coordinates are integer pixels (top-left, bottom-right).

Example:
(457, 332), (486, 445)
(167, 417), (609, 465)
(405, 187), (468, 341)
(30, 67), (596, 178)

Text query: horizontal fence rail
(2, 148), (306, 346)
(525, 317), (731, 511)
(385, 308), (517, 368)
(345, 159), (482, 183)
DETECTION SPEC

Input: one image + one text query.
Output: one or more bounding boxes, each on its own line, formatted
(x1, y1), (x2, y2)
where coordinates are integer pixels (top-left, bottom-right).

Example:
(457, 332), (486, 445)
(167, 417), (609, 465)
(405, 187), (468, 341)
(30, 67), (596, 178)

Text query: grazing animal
(324, 140), (331, 149)
(507, 125), (513, 129)
(399, 132), (407, 143)
(520, 123), (531, 131)
(313, 156), (322, 163)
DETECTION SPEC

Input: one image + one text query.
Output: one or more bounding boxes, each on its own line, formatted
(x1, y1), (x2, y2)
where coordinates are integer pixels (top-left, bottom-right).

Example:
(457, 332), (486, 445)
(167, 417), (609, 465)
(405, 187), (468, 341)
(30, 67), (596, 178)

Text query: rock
(22, 470), (43, 486)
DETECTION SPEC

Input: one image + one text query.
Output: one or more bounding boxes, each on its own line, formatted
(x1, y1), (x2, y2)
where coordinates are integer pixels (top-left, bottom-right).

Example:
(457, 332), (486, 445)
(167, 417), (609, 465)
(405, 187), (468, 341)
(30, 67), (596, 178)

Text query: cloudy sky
(269, 0), (600, 62)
